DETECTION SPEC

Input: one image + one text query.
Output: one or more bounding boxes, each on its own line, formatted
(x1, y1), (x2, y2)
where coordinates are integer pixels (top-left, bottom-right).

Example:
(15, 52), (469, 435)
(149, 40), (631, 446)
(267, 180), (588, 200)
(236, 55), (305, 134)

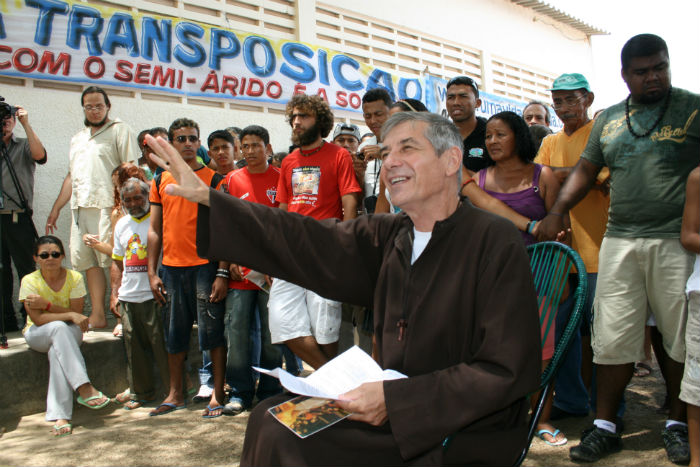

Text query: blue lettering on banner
(209, 28), (240, 70)
(332, 54), (362, 91)
(317, 49), (329, 86)
(243, 36), (275, 77)
(174, 21), (205, 68)
(103, 12), (139, 56)
(66, 4), (104, 55)
(141, 17), (171, 62)
(280, 42), (315, 83)
(366, 69), (395, 100)
(398, 77), (421, 100)
(26, 0), (69, 46)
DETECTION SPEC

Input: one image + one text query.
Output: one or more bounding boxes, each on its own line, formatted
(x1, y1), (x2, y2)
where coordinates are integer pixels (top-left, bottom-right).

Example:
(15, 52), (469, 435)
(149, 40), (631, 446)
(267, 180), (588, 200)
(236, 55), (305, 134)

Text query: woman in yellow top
(19, 236), (110, 437)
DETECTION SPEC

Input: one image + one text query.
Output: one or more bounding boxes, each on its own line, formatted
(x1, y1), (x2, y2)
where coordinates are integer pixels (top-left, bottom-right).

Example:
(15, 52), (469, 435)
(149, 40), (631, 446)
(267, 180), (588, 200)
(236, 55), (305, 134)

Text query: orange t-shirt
(225, 165), (280, 290)
(535, 121), (609, 272)
(150, 166), (223, 267)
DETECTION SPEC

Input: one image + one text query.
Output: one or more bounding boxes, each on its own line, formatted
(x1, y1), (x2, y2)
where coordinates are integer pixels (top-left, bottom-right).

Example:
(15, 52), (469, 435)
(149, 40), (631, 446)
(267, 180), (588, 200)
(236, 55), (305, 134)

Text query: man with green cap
(535, 72), (610, 425)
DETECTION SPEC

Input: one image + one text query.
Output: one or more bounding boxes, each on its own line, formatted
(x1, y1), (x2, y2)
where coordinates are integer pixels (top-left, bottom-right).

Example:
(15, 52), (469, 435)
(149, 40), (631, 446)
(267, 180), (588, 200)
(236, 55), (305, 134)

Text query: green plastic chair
(513, 241), (588, 466)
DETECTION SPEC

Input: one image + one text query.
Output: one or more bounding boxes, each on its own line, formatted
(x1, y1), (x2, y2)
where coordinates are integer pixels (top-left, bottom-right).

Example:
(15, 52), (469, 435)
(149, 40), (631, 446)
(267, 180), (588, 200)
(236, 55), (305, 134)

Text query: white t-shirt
(411, 228), (432, 264)
(112, 213), (153, 303)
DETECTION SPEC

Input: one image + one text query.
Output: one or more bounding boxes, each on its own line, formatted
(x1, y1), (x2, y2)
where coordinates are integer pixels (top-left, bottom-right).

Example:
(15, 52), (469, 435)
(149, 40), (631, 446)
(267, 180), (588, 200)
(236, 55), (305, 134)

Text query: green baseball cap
(550, 73), (591, 92)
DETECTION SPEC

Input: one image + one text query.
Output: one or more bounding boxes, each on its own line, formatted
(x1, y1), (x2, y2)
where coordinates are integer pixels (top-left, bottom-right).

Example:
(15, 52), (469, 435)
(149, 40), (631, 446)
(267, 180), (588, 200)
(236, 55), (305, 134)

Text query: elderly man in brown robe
(145, 111), (541, 466)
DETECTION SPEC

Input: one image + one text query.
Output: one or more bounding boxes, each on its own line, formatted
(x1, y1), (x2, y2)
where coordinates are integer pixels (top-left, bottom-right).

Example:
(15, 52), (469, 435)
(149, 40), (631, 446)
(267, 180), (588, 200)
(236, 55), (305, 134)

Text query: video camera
(0, 96), (17, 122)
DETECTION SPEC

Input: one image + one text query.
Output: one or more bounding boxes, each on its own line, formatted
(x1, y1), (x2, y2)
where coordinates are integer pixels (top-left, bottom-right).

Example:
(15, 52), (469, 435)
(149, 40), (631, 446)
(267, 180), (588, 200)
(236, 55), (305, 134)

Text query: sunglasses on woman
(38, 251), (62, 259)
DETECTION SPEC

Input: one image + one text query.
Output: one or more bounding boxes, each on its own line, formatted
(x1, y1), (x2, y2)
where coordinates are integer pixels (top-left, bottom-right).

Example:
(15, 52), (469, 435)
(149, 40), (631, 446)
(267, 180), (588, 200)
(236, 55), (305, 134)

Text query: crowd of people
(0, 32), (698, 466)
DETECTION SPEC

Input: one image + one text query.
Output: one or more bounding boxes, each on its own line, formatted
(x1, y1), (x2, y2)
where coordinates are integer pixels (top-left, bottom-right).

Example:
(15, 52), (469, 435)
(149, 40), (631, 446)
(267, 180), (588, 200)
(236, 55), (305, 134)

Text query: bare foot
(77, 384), (110, 407)
(112, 323), (123, 337)
(203, 394), (225, 418)
(88, 313), (107, 329)
(115, 389), (131, 404)
(52, 419), (72, 437)
(536, 423), (567, 446)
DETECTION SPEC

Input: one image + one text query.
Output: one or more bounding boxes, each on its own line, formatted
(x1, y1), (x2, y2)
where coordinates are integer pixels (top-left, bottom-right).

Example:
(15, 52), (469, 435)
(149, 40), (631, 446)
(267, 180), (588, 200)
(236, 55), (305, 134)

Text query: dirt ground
(0, 360), (678, 467)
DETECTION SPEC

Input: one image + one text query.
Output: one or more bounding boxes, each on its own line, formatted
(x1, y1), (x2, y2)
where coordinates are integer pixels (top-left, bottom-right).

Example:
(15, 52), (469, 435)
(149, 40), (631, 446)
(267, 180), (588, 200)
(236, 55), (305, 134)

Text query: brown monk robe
(196, 189), (541, 466)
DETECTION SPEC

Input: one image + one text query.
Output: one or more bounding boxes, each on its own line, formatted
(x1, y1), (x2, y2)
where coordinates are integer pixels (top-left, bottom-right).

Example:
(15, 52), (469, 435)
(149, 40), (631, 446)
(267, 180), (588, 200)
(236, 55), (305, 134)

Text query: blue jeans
(161, 263), (226, 354)
(553, 273), (596, 415)
(281, 344), (303, 376)
(224, 288), (282, 407)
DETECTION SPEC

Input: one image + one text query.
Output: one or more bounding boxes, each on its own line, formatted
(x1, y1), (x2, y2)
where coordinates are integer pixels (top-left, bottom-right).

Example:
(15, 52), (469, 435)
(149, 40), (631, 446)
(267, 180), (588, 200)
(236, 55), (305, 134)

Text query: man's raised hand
(144, 134), (211, 206)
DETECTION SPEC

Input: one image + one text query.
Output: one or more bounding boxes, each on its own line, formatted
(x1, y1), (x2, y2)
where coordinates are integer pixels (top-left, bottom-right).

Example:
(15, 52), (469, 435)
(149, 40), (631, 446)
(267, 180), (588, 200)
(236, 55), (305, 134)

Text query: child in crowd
(680, 166), (700, 467)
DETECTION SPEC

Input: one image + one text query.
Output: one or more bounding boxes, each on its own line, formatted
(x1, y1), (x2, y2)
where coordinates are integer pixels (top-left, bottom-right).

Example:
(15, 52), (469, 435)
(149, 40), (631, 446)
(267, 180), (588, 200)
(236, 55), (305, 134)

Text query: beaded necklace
(625, 87), (672, 138)
(300, 141), (324, 156)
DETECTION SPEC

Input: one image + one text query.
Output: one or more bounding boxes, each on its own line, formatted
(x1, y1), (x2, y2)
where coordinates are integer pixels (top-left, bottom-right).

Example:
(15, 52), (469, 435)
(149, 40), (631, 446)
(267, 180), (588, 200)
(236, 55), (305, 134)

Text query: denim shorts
(161, 263), (226, 354)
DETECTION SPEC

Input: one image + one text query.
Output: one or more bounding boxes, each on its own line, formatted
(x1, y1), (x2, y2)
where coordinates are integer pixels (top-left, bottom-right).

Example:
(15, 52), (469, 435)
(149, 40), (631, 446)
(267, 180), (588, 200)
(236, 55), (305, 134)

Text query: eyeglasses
(38, 251), (62, 259)
(83, 104), (106, 112)
(175, 135), (199, 143)
(552, 94), (587, 110)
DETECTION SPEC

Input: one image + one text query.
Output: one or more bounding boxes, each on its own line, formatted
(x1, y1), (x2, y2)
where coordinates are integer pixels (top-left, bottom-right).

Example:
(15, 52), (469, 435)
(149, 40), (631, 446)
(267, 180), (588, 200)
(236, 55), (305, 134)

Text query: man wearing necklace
(539, 34), (699, 464)
(268, 94), (361, 370)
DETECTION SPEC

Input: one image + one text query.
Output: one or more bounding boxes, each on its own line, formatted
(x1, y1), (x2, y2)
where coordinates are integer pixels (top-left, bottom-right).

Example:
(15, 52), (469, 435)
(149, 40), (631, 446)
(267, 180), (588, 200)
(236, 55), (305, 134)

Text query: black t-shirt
(462, 117), (492, 172)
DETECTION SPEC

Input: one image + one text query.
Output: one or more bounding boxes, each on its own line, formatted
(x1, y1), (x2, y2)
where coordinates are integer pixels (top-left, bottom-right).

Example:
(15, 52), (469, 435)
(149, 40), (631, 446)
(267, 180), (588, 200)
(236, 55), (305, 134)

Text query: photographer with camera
(1, 99), (47, 333)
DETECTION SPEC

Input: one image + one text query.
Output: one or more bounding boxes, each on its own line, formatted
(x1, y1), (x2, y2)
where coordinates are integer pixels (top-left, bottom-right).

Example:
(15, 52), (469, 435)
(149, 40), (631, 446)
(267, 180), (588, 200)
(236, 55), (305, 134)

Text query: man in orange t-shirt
(220, 125), (283, 415)
(270, 94), (362, 370)
(147, 118), (226, 418)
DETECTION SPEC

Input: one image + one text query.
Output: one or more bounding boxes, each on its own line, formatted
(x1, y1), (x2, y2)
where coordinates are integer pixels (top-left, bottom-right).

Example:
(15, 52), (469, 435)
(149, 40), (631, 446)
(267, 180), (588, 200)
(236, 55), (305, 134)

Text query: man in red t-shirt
(270, 94), (361, 369)
(147, 118), (227, 418)
(220, 125), (283, 415)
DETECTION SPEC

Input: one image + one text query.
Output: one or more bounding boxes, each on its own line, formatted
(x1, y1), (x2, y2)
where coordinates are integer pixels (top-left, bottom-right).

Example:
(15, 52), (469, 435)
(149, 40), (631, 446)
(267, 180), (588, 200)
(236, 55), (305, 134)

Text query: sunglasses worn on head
(38, 251), (62, 259)
(175, 135), (199, 143)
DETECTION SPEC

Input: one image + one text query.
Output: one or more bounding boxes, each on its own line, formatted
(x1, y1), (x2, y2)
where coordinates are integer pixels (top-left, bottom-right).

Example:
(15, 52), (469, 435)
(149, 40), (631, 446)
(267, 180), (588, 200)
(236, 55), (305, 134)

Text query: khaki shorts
(680, 291), (700, 407)
(592, 237), (691, 365)
(70, 207), (113, 271)
(268, 279), (341, 345)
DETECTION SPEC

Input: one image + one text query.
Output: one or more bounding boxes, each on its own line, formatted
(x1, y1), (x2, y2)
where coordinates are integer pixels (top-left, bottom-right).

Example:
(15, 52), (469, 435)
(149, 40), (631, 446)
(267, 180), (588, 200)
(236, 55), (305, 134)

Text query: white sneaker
(192, 385), (213, 403)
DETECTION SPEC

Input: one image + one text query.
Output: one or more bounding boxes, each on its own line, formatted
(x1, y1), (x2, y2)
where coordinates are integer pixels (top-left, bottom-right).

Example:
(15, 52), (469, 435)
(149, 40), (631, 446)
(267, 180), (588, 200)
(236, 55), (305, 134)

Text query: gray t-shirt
(1, 135), (45, 211)
(581, 87), (700, 238)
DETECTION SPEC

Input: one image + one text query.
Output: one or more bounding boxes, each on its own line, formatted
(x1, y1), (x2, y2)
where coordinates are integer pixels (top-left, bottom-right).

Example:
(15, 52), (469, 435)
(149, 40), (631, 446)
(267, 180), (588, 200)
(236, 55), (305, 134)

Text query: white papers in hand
(254, 346), (406, 400)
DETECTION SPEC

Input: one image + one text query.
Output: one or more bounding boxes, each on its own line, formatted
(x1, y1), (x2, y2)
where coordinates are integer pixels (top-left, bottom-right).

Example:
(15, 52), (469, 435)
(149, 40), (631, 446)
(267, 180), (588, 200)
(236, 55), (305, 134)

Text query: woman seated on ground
(475, 110), (565, 446)
(19, 235), (110, 437)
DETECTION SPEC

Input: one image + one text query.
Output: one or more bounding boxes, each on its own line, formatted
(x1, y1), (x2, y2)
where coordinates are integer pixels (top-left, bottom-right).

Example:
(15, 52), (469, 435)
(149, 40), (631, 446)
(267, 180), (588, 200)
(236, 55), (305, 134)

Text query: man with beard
(111, 178), (169, 409)
(445, 76), (490, 173)
(538, 34), (699, 464)
(268, 94), (361, 369)
(46, 87), (139, 329)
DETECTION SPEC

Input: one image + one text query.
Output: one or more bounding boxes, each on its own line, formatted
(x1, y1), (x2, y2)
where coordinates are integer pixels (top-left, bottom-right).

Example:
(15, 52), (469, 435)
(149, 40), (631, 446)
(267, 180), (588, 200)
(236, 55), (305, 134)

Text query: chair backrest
(513, 241), (588, 466)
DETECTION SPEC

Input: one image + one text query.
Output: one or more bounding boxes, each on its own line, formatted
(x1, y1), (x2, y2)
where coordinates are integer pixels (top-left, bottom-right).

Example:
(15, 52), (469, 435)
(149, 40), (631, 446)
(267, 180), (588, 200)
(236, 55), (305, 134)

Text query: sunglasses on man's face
(175, 135), (199, 143)
(38, 251), (62, 259)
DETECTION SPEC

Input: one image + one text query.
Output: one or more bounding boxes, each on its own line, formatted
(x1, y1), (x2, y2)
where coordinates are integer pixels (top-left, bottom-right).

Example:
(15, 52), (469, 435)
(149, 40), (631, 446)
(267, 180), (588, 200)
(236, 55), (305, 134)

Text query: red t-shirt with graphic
(276, 142), (361, 221)
(225, 165), (280, 290)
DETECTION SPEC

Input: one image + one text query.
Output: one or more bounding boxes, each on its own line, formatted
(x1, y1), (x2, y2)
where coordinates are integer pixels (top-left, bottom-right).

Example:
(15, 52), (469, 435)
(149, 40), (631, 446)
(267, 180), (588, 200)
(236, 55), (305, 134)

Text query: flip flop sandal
(202, 404), (225, 419)
(52, 423), (72, 437)
(634, 362), (652, 377)
(149, 402), (186, 417)
(536, 428), (568, 446)
(114, 390), (131, 404)
(124, 400), (151, 410)
(77, 391), (110, 410)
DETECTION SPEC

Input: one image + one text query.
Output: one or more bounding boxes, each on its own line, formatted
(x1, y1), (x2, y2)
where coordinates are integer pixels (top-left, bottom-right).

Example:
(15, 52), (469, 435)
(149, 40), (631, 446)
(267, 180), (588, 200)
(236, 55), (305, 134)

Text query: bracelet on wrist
(526, 220), (536, 235)
(461, 179), (475, 189)
(216, 268), (229, 274)
(216, 273), (229, 279)
(46, 302), (52, 311)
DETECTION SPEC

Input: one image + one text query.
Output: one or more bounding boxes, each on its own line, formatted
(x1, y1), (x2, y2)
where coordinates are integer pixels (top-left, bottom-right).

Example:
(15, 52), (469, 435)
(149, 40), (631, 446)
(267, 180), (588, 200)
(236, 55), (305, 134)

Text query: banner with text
(0, 0), (424, 112)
